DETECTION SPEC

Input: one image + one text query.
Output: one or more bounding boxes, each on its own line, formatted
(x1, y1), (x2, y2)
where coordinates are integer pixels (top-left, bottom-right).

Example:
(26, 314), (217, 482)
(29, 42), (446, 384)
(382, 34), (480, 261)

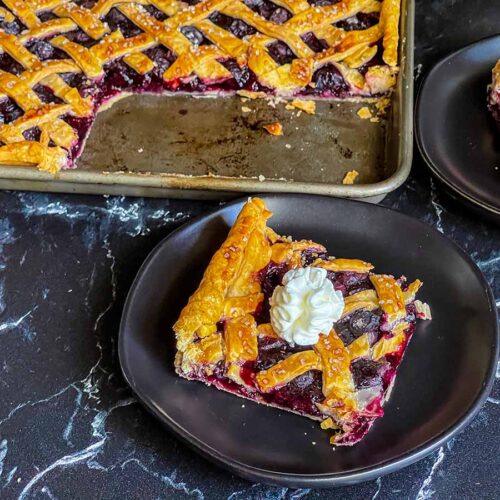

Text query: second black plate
(416, 35), (500, 216)
(119, 194), (498, 487)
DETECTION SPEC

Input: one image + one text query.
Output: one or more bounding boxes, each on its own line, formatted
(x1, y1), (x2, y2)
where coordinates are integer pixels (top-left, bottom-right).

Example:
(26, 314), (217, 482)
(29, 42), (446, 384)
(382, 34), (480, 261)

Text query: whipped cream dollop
(270, 267), (344, 346)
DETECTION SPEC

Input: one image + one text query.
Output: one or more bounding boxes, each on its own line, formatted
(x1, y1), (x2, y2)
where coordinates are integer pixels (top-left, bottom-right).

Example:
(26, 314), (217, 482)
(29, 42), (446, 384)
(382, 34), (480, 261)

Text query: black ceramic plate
(416, 35), (500, 217)
(119, 194), (498, 488)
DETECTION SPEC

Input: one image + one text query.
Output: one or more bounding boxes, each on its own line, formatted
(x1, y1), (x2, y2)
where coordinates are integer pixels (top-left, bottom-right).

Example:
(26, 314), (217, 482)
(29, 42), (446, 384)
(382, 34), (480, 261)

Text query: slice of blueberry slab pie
(173, 198), (431, 446)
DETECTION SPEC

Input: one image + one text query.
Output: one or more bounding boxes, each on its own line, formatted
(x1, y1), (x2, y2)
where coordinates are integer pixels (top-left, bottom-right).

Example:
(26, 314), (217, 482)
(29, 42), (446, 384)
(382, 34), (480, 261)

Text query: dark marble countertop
(0, 1), (499, 499)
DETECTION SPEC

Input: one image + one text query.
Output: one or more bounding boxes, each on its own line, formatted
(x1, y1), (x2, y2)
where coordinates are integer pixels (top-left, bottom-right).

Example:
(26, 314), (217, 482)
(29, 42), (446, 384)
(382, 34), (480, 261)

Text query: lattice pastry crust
(0, 0), (400, 173)
(174, 198), (430, 446)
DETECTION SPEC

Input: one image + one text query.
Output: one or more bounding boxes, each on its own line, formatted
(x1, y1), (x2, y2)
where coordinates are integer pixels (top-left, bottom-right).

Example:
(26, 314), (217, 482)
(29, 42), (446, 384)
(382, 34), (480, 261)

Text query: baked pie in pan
(0, 0), (400, 173)
(174, 198), (431, 446)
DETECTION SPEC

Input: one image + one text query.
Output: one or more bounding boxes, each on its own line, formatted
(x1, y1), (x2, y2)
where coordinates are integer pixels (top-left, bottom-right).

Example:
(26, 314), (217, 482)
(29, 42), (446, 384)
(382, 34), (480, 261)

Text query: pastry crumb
(263, 122), (283, 136)
(258, 174), (265, 182)
(376, 97), (391, 115)
(286, 99), (316, 115)
(357, 107), (372, 119)
(370, 117), (380, 123)
(285, 143), (291, 149)
(342, 170), (359, 185)
(237, 90), (267, 99)
(415, 300), (432, 320)
(241, 106), (252, 113)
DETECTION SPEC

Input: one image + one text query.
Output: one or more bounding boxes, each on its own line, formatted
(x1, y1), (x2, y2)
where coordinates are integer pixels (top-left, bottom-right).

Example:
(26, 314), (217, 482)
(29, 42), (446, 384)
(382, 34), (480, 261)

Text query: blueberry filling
(335, 309), (382, 346)
(266, 40), (296, 66)
(208, 12), (257, 38)
(351, 358), (387, 390)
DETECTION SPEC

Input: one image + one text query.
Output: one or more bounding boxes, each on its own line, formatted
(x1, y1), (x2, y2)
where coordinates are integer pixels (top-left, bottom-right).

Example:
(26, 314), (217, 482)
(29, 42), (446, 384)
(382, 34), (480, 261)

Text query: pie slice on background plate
(173, 198), (431, 446)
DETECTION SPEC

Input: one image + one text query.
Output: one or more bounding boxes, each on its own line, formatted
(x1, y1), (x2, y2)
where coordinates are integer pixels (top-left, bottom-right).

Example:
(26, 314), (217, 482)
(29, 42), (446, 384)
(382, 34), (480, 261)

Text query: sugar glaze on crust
(173, 198), (430, 446)
(0, 0), (400, 173)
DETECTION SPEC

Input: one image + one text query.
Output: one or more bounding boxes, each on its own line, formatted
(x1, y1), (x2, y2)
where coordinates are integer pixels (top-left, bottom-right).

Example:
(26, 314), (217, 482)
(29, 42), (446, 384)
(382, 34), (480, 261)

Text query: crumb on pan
(263, 122), (283, 136)
(241, 106), (252, 113)
(357, 107), (372, 119)
(370, 117), (380, 123)
(342, 170), (359, 185)
(237, 90), (267, 99)
(258, 174), (265, 182)
(286, 99), (316, 115)
(376, 97), (391, 115)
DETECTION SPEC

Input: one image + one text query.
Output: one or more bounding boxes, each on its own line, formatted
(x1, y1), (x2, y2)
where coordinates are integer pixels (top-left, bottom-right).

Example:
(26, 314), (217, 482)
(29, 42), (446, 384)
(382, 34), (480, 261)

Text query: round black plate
(119, 194), (498, 488)
(416, 35), (500, 217)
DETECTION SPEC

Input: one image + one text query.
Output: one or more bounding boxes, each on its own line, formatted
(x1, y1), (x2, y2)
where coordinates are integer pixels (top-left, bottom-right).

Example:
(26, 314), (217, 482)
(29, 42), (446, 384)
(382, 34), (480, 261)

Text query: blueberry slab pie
(174, 198), (431, 446)
(0, 0), (400, 173)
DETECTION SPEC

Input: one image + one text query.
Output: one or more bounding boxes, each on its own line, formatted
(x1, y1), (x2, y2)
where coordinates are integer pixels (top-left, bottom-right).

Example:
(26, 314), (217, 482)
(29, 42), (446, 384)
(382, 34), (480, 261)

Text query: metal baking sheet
(0, 0), (413, 201)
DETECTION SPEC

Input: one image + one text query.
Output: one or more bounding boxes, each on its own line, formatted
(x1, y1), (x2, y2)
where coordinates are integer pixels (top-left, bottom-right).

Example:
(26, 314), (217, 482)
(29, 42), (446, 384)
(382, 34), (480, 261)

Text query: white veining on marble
(0, 439), (8, 478)
(4, 466), (17, 487)
(0, 306), (38, 340)
(120, 458), (204, 499)
(62, 387), (83, 447)
(17, 398), (138, 499)
(290, 489), (311, 499)
(415, 447), (445, 500)
(18, 440), (107, 500)
(82, 236), (116, 401)
(372, 477), (382, 499)
(0, 384), (74, 428)
(429, 178), (444, 234)
(227, 484), (310, 500)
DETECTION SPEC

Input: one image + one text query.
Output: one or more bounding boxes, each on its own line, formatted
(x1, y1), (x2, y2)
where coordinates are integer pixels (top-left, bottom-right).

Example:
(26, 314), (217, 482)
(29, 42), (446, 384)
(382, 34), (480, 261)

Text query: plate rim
(118, 193), (499, 487)
(415, 33), (500, 217)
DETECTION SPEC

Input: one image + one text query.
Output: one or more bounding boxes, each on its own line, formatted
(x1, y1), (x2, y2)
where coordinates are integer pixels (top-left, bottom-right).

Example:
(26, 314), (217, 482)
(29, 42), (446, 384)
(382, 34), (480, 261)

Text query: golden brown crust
(173, 198), (271, 356)
(313, 258), (374, 273)
(369, 274), (406, 324)
(256, 350), (321, 392)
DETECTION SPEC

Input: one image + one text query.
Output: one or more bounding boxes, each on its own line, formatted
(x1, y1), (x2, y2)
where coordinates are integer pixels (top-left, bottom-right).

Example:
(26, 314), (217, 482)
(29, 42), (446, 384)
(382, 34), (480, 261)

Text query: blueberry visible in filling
(326, 270), (371, 295)
(105, 8), (144, 38)
(311, 63), (350, 97)
(335, 12), (379, 31)
(335, 309), (382, 346)
(143, 4), (169, 21)
(0, 15), (25, 36)
(221, 59), (252, 88)
(256, 335), (312, 371)
(143, 45), (177, 78)
(23, 127), (41, 142)
(245, 0), (292, 23)
(301, 248), (328, 266)
(0, 98), (23, 124)
(0, 53), (24, 76)
(301, 32), (328, 53)
(25, 40), (67, 62)
(255, 261), (289, 324)
(65, 29), (99, 49)
(271, 370), (324, 415)
(351, 358), (387, 390)
(34, 84), (65, 105)
(180, 26), (211, 46)
(307, 0), (341, 6)
(267, 40), (295, 65)
(208, 12), (257, 39)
